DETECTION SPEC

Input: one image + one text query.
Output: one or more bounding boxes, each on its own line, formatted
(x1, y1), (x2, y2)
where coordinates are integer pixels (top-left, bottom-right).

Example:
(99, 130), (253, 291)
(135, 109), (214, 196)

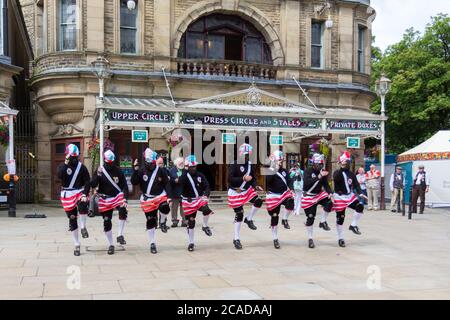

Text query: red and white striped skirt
(265, 190), (294, 212)
(301, 191), (330, 210)
(182, 196), (209, 216)
(98, 192), (125, 213)
(60, 189), (84, 212)
(140, 192), (168, 213)
(332, 193), (358, 212)
(227, 187), (258, 209)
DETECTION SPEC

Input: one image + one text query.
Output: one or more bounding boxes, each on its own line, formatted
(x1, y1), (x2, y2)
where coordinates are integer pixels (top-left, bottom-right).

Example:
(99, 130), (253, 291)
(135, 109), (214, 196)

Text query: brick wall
(144, 0), (154, 56)
(19, 0), (35, 53)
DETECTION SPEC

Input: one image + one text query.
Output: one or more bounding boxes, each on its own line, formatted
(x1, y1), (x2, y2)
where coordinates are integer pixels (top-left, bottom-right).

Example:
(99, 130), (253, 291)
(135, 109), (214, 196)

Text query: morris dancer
(228, 143), (264, 250)
(332, 151), (367, 248)
(57, 144), (91, 256)
(131, 148), (171, 254)
(179, 155), (214, 252)
(265, 151), (295, 249)
(91, 150), (129, 255)
(301, 154), (333, 249)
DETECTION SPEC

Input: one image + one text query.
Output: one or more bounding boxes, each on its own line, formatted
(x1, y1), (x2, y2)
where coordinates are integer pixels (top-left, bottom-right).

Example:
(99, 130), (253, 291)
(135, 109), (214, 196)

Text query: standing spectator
(290, 164), (304, 216)
(389, 166), (406, 213)
(356, 167), (367, 205)
(169, 157), (187, 227)
(365, 164), (381, 211)
(411, 165), (430, 214)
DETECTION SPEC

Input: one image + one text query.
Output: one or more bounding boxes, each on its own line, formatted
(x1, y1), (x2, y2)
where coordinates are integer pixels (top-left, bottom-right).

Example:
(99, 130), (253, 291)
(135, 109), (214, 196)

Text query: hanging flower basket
(0, 124), (9, 147)
(88, 137), (115, 169)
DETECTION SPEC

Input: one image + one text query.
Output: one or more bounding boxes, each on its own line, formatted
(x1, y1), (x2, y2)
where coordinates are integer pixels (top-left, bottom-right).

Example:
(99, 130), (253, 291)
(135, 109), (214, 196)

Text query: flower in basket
(0, 124), (9, 147)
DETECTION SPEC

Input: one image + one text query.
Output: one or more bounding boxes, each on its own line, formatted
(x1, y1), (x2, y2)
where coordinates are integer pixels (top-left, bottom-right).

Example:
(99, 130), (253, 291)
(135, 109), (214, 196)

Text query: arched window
(178, 14), (273, 64)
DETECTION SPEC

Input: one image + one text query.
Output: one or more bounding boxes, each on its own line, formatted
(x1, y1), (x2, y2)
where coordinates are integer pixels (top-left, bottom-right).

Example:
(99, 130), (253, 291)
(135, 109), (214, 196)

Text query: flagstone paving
(1, 205), (449, 300)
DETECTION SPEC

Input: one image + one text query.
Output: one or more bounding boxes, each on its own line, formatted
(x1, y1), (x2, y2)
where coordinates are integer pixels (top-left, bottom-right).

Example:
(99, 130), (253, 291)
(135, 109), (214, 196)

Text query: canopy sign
(180, 113), (321, 130)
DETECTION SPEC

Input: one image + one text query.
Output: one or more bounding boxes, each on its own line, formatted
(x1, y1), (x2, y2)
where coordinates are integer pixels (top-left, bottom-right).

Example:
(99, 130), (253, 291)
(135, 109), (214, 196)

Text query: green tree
(371, 14), (450, 154)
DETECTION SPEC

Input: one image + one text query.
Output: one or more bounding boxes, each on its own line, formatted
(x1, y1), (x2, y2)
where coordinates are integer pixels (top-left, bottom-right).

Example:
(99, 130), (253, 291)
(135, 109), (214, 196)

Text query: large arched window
(178, 14), (273, 64)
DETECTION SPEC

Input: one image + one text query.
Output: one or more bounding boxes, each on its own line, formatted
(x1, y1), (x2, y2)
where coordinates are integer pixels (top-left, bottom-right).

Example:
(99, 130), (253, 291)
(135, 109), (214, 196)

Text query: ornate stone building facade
(19, 0), (377, 200)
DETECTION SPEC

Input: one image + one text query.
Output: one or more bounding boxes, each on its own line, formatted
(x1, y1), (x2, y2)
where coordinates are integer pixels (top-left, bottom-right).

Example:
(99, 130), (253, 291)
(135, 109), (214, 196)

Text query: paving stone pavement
(1, 205), (449, 300)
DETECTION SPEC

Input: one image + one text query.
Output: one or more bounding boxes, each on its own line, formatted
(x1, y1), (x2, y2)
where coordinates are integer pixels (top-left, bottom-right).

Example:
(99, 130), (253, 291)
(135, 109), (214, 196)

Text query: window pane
(120, 28), (137, 53)
(55, 143), (66, 154)
(207, 34), (225, 59)
(245, 37), (262, 63)
(120, 1), (137, 28)
(263, 43), (272, 64)
(61, 24), (77, 50)
(61, 0), (76, 24)
(188, 19), (204, 32)
(186, 32), (205, 58)
(311, 22), (322, 45)
(311, 45), (322, 68)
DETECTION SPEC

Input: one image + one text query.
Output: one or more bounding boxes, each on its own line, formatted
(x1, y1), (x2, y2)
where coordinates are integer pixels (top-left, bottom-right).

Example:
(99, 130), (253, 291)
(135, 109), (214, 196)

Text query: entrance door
(51, 138), (83, 200)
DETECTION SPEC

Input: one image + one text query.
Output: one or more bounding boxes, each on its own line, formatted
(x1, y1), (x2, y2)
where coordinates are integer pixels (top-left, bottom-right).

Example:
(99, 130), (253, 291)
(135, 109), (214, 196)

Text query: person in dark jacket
(332, 151), (368, 248)
(301, 153), (334, 249)
(265, 151), (295, 249)
(227, 143), (264, 250)
(179, 155), (214, 252)
(91, 150), (129, 255)
(168, 157), (186, 227)
(131, 148), (171, 254)
(57, 144), (91, 256)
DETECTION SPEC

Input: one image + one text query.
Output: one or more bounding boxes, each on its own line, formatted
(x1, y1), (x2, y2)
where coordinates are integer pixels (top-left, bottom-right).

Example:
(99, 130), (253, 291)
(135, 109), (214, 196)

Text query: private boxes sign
(132, 130), (148, 143)
(347, 137), (361, 149)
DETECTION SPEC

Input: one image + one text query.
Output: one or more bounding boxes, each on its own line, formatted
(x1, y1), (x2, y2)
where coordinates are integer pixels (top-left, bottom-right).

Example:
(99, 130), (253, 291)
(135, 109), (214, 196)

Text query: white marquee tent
(398, 131), (450, 208)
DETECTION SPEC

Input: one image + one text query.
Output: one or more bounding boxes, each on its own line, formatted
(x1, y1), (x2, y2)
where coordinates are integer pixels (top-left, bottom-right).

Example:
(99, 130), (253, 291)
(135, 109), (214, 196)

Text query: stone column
(153, 0), (171, 69)
(280, 0), (300, 78)
(86, 0), (104, 52)
(35, 104), (52, 201)
(338, 4), (354, 83)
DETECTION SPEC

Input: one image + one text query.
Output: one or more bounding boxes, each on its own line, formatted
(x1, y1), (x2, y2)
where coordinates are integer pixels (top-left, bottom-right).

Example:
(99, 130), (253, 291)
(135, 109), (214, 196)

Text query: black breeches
(336, 211), (346, 225)
(199, 204), (213, 216)
(250, 196), (264, 208)
(234, 207), (244, 222)
(145, 210), (158, 230)
(102, 210), (113, 232)
(336, 200), (364, 221)
(268, 206), (281, 227)
(304, 197), (333, 226)
(118, 206), (128, 221)
(66, 209), (78, 231)
(187, 212), (197, 229)
(159, 201), (171, 215)
(78, 200), (88, 215)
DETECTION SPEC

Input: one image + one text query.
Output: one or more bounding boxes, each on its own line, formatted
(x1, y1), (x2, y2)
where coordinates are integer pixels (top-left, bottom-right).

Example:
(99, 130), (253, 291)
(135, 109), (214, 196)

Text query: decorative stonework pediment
(179, 84), (324, 114)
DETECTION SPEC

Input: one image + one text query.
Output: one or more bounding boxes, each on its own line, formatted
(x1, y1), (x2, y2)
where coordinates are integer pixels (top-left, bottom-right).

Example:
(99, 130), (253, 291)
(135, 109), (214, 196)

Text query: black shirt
(303, 167), (332, 195)
(57, 162), (91, 195)
(91, 166), (129, 199)
(131, 166), (170, 196)
(266, 168), (292, 194)
(228, 162), (257, 190)
(179, 171), (210, 198)
(333, 168), (362, 196)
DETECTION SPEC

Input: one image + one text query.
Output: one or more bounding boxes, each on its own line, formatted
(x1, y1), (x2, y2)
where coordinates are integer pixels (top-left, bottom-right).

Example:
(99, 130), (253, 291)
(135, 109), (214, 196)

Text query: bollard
(397, 189), (401, 213)
(408, 186), (413, 220)
(402, 187), (406, 216)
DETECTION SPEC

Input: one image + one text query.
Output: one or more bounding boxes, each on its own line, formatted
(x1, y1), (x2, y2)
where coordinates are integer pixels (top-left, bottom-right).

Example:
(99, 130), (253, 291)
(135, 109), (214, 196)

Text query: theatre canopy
(95, 85), (384, 138)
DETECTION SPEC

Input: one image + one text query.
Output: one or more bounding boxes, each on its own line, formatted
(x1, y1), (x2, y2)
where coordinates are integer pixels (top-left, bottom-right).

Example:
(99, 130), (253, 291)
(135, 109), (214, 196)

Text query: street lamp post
(376, 73), (392, 211)
(91, 56), (111, 167)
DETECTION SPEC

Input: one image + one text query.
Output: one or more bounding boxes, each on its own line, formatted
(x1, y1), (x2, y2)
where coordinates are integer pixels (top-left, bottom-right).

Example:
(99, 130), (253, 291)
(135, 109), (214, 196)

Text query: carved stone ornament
(50, 124), (83, 137)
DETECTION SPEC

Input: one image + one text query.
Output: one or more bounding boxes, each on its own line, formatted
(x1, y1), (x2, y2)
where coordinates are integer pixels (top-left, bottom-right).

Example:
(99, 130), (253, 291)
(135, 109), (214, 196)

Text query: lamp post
(375, 73), (392, 211)
(91, 55), (111, 167)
